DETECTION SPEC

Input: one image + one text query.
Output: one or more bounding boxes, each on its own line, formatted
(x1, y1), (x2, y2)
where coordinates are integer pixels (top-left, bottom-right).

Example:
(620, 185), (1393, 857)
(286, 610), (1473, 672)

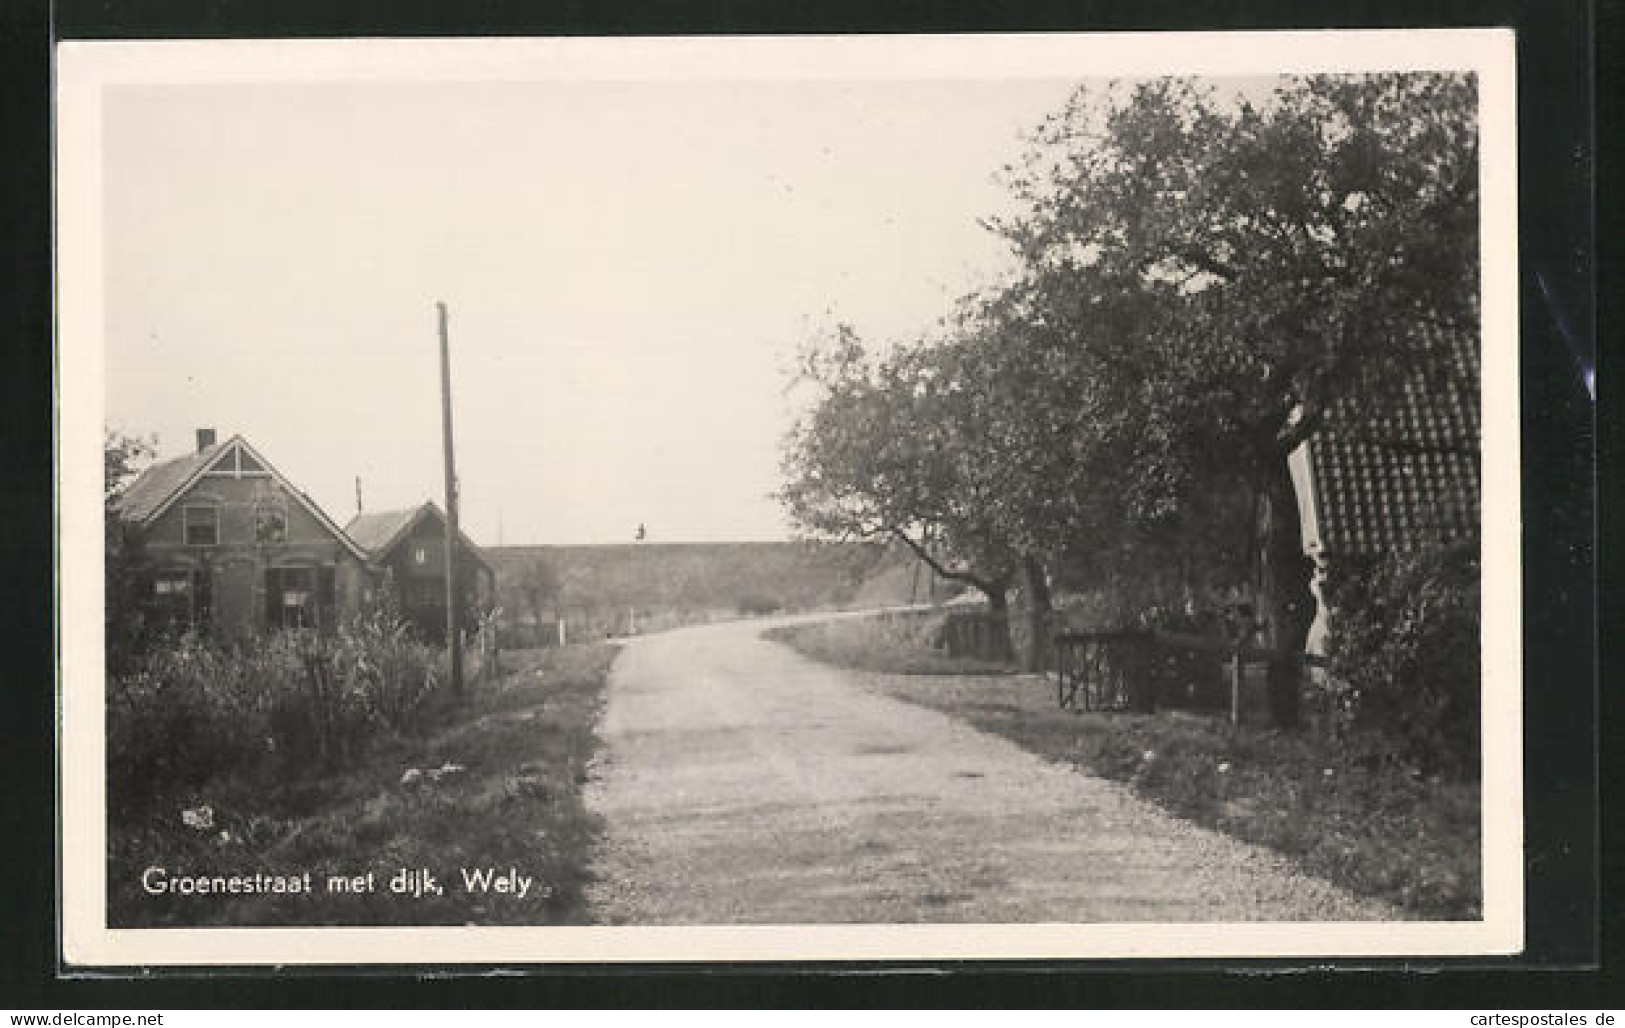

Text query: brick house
(112, 430), (375, 638)
(344, 502), (495, 644)
(1287, 325), (1481, 654)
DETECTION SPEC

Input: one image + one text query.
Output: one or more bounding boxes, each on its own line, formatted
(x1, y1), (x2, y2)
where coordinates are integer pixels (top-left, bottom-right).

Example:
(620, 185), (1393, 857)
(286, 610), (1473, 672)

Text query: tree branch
(1172, 247), (1240, 282)
(888, 528), (1007, 598)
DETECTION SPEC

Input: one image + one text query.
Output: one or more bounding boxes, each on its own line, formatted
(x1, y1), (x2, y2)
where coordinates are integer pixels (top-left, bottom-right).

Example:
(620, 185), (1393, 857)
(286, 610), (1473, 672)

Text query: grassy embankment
(108, 644), (618, 927)
(485, 540), (918, 640)
(765, 614), (1481, 920)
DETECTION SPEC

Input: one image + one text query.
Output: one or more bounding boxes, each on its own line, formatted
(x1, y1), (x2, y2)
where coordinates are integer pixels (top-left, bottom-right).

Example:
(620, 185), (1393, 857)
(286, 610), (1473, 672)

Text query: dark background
(3, 0), (1607, 1008)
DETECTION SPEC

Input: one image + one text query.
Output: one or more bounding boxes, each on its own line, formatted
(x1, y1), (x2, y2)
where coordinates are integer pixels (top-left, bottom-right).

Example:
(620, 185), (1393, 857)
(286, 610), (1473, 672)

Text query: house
(344, 502), (496, 644)
(1288, 325), (1481, 654)
(112, 429), (375, 638)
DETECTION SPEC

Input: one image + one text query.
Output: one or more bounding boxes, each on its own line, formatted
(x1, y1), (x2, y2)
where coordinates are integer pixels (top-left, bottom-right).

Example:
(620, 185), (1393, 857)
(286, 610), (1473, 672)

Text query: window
(413, 546), (428, 565)
(151, 569), (211, 631)
(152, 572), (190, 597)
(266, 565), (337, 632)
(183, 504), (219, 546)
(254, 502), (288, 544)
(266, 566), (314, 630)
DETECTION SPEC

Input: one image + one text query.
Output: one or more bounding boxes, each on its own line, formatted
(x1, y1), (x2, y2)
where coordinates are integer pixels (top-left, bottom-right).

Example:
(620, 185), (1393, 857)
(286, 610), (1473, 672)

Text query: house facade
(113, 430), (374, 639)
(1288, 325), (1481, 655)
(344, 502), (495, 644)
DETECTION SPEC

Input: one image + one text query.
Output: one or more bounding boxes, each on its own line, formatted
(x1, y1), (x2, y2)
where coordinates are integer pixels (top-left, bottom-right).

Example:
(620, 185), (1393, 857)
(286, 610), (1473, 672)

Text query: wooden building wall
(377, 514), (493, 644)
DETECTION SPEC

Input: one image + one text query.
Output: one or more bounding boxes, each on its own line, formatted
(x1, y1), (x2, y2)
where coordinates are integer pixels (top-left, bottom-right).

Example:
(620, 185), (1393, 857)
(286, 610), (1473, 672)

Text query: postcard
(56, 29), (1520, 966)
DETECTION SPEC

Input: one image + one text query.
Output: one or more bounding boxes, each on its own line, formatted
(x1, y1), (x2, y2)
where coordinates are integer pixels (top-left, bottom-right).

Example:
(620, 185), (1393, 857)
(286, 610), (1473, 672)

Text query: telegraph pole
(438, 301), (464, 696)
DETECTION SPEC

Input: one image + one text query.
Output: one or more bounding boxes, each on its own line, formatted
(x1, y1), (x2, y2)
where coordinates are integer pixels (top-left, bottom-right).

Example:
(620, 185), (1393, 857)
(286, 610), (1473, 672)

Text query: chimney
(196, 428), (216, 453)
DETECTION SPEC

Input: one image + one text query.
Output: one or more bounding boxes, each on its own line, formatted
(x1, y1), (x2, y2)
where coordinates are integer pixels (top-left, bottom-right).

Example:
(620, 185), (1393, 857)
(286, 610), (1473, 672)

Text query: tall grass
(107, 643), (619, 927)
(107, 605), (443, 823)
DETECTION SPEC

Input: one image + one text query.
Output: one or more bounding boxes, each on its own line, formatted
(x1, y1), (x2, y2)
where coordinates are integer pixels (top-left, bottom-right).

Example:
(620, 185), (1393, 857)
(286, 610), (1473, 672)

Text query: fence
(1050, 627), (1327, 726)
(935, 610), (1014, 662)
(466, 616), (502, 682)
(926, 605), (1339, 730)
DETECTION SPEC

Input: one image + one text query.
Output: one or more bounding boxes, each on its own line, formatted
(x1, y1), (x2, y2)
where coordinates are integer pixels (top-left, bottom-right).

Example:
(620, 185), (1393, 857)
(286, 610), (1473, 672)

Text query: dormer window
(183, 504), (219, 546)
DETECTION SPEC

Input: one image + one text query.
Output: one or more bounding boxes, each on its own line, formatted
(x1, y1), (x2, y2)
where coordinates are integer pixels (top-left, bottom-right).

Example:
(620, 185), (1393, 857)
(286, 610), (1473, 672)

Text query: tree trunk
(1017, 555), (1053, 673)
(1256, 454), (1316, 728)
(983, 585), (1014, 663)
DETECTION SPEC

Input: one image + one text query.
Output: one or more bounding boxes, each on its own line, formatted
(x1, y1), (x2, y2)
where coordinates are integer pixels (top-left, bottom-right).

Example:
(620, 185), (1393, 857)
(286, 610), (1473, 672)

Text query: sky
(101, 77), (1093, 545)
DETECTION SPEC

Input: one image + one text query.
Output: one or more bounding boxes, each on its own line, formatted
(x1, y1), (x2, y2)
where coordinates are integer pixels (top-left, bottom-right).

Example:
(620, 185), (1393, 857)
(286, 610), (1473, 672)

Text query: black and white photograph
(55, 30), (1521, 965)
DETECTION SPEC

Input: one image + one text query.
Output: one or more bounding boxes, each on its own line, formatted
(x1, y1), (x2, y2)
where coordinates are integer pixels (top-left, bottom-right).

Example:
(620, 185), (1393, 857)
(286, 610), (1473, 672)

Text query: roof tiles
(113, 441), (228, 523)
(1305, 325), (1481, 557)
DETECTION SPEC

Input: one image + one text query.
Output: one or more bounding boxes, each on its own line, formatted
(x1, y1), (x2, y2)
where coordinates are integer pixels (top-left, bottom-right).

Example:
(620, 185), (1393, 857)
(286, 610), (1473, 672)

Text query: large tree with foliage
(950, 275), (1257, 649)
(779, 325), (1025, 628)
(994, 74), (1479, 724)
(105, 430), (155, 672)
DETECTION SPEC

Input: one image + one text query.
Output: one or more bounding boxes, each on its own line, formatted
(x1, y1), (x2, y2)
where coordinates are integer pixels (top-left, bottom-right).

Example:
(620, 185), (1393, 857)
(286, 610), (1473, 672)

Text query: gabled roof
(114, 433), (372, 563)
(1302, 324), (1480, 557)
(113, 441), (230, 524)
(344, 508), (422, 554)
(343, 502), (493, 575)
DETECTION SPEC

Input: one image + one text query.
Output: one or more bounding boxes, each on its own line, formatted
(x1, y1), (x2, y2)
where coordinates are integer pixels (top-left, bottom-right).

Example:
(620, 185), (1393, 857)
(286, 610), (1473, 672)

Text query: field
(108, 644), (619, 927)
(768, 615), (1481, 919)
(486, 540), (934, 642)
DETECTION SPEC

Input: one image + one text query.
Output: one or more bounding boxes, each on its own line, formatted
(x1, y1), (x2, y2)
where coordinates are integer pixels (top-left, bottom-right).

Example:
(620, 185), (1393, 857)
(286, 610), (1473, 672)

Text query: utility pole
(438, 301), (463, 697)
(354, 476), (363, 515)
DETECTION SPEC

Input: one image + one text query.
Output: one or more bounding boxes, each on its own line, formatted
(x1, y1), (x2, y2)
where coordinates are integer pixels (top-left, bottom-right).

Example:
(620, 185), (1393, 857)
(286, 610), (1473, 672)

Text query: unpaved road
(584, 614), (1396, 924)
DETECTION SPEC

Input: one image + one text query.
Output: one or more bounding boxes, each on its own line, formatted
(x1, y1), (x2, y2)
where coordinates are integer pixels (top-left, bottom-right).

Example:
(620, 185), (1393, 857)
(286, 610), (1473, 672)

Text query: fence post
(1229, 650), (1243, 725)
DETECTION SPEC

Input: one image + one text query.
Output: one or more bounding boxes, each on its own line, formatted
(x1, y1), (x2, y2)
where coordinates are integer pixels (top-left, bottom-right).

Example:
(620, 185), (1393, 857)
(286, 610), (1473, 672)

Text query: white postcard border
(56, 28), (1522, 966)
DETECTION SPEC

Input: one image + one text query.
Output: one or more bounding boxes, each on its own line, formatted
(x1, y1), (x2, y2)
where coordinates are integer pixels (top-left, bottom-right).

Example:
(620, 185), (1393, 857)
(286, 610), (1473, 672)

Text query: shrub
(1323, 538), (1480, 775)
(106, 631), (277, 818)
(735, 592), (783, 616)
(107, 599), (442, 818)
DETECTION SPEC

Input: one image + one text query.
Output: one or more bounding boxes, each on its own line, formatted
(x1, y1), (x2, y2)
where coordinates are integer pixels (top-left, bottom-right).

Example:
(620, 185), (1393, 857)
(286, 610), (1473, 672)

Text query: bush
(1323, 539), (1480, 774)
(107, 600), (442, 818)
(735, 592), (783, 616)
(106, 631), (274, 814)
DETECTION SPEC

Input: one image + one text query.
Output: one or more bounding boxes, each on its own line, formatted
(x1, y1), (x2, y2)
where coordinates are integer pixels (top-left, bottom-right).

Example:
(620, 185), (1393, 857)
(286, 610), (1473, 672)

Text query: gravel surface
(585, 614), (1398, 924)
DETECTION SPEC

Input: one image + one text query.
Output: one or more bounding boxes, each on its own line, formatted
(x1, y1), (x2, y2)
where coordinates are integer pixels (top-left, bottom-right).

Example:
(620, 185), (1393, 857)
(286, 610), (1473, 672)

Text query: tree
(994, 74), (1479, 724)
(105, 429), (155, 507)
(105, 430), (155, 672)
(779, 325), (1023, 626)
(517, 558), (562, 628)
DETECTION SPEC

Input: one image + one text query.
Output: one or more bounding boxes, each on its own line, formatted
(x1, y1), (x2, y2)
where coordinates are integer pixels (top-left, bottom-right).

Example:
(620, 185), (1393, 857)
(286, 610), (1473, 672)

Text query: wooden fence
(1051, 628), (1327, 725)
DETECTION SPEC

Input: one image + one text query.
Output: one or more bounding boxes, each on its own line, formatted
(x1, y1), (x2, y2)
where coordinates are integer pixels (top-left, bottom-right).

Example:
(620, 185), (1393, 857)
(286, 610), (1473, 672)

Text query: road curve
(583, 614), (1396, 924)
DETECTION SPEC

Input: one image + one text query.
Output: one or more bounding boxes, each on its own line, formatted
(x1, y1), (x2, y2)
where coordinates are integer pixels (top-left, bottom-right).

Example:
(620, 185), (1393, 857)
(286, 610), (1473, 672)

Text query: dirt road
(584, 614), (1395, 924)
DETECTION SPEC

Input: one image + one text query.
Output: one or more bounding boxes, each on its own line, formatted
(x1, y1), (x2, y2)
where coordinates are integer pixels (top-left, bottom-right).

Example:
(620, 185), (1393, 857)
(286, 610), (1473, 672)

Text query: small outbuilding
(344, 502), (496, 644)
(1288, 324), (1481, 655)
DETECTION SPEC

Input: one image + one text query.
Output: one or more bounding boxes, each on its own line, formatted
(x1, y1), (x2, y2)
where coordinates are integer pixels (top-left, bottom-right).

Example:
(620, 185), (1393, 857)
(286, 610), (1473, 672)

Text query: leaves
(104, 429), (156, 508)
(781, 73), (1478, 634)
(778, 323), (1022, 600)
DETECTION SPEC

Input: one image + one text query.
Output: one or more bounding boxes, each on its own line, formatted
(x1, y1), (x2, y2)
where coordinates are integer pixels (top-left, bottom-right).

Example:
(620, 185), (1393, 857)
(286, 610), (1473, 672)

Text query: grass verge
(108, 643), (619, 927)
(763, 611), (1008, 676)
(769, 617), (1480, 919)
